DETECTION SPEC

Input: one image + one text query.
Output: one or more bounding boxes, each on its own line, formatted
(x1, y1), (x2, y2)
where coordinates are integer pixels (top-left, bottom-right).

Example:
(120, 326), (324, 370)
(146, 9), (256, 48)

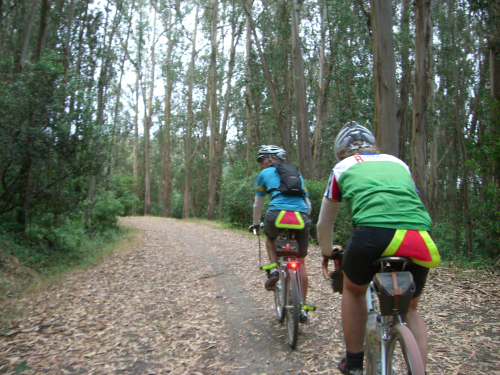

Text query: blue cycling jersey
(255, 165), (309, 214)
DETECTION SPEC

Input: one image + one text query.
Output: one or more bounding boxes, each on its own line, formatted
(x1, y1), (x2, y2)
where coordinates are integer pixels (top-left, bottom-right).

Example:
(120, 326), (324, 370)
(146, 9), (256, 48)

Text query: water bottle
(367, 311), (382, 374)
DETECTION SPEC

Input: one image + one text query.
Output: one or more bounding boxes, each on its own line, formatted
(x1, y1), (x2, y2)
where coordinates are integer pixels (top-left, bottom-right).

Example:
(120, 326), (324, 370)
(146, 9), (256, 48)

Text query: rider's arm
(253, 195), (265, 225)
(317, 196), (340, 258)
(304, 197), (312, 216)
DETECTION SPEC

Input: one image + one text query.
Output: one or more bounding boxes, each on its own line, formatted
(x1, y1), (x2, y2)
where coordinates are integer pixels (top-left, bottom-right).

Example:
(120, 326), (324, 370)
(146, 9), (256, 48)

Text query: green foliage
(110, 174), (141, 216)
(88, 190), (125, 233)
(220, 161), (257, 227)
(304, 179), (352, 245)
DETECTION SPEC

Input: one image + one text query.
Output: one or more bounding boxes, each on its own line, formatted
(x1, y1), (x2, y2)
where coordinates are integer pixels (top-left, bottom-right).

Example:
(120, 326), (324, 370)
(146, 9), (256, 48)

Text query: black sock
(346, 350), (364, 370)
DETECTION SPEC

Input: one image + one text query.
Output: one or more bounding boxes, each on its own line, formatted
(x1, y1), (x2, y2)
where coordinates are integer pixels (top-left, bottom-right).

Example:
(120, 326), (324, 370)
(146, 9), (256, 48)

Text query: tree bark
(370, 0), (398, 156)
(36, 0), (50, 61)
(398, 0), (411, 163)
(144, 6), (157, 216)
(19, 1), (37, 73)
(183, 3), (199, 219)
(207, 0), (218, 220)
(312, 0), (333, 179)
(412, 0), (431, 210)
(291, 0), (312, 179)
(245, 0), (254, 175)
(242, 0), (290, 153)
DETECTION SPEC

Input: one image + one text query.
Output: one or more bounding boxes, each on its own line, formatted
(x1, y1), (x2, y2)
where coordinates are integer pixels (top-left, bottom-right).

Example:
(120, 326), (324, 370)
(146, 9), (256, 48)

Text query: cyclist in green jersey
(317, 122), (440, 375)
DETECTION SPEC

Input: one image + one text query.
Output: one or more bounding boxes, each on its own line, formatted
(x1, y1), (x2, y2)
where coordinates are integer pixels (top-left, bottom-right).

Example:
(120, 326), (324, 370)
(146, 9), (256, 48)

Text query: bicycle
(252, 216), (313, 349)
(323, 251), (425, 375)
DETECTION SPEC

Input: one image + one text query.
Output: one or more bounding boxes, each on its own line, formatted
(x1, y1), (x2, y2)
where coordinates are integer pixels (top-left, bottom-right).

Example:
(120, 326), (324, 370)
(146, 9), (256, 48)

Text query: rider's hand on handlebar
(249, 222), (264, 234)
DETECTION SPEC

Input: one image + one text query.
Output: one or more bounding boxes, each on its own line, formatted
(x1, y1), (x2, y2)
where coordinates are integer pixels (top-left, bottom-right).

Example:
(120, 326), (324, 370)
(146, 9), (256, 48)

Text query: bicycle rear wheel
(274, 273), (285, 322)
(285, 270), (300, 348)
(386, 323), (425, 375)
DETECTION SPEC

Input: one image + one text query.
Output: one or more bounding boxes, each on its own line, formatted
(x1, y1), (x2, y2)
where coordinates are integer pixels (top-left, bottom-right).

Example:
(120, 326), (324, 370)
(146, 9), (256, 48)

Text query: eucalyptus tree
(206, 0), (219, 220)
(291, 0), (312, 178)
(395, 0), (412, 164)
(370, 0), (398, 156)
(242, 0), (291, 155)
(183, 2), (200, 219)
(143, 3), (158, 215)
(412, 0), (432, 210)
(433, 0), (475, 255)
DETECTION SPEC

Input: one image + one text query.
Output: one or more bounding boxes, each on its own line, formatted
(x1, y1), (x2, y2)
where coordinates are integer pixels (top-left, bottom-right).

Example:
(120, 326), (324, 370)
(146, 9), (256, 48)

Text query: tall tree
(207, 0), (219, 220)
(370, 0), (398, 156)
(412, 0), (432, 209)
(143, 5), (157, 215)
(183, 3), (200, 219)
(291, 0), (312, 178)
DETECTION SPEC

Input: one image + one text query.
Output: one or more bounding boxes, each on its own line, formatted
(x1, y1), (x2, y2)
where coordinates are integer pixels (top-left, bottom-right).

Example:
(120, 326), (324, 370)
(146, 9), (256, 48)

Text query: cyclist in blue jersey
(317, 122), (440, 375)
(250, 145), (313, 322)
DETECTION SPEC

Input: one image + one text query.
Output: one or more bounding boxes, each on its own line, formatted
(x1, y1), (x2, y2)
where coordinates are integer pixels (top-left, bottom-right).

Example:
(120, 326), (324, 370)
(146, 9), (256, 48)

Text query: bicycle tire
(285, 269), (300, 348)
(365, 286), (381, 375)
(274, 272), (285, 322)
(386, 323), (425, 375)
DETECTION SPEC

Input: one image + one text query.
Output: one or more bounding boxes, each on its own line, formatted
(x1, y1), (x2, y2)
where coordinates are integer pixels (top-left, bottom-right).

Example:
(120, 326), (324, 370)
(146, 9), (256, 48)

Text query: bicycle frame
(364, 257), (424, 375)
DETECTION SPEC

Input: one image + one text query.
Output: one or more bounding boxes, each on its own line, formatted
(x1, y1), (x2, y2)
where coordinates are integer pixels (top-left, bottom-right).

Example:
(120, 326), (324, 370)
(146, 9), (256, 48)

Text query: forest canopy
(0, 0), (499, 270)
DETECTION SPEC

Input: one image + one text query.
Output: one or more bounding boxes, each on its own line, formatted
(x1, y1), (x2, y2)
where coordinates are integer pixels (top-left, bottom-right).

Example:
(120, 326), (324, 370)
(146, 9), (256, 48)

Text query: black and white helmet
(257, 145), (286, 162)
(334, 121), (376, 161)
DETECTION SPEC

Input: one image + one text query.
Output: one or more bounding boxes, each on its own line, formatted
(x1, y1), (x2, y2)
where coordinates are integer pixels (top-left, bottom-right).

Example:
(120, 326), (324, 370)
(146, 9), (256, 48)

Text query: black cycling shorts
(264, 210), (312, 258)
(342, 226), (429, 298)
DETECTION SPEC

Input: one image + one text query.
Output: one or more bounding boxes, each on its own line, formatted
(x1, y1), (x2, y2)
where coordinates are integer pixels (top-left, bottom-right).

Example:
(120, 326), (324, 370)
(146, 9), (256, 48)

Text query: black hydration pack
(274, 163), (305, 197)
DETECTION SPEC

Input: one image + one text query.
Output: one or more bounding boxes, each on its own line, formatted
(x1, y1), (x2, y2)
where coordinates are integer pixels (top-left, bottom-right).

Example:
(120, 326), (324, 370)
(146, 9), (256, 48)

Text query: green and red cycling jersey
(324, 152), (440, 268)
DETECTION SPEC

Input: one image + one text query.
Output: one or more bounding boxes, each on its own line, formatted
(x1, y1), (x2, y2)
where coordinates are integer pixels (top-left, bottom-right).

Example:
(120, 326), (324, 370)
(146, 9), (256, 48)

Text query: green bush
(304, 178), (353, 245)
(89, 190), (124, 233)
(220, 160), (261, 227)
(111, 174), (140, 216)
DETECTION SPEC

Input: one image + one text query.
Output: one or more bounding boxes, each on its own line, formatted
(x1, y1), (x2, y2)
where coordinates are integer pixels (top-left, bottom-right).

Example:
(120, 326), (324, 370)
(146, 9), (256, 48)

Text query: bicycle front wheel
(274, 274), (285, 322)
(386, 323), (425, 375)
(285, 270), (300, 348)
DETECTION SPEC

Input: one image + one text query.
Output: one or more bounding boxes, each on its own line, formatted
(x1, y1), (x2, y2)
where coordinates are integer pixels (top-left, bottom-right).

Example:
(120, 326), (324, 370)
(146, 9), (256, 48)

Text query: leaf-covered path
(1, 217), (499, 374)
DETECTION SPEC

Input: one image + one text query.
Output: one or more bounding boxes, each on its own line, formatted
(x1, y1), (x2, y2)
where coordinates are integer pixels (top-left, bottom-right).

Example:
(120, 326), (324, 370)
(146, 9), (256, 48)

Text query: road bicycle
(253, 221), (313, 349)
(323, 252), (425, 375)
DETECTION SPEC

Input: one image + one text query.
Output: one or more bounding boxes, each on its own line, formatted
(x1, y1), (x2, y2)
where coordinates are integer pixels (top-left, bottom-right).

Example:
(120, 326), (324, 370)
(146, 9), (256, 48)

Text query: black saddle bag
(373, 271), (415, 316)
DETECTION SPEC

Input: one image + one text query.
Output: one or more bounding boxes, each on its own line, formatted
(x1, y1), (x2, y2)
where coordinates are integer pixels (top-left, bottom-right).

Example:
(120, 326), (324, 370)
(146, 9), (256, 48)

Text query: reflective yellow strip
(381, 229), (406, 257)
(275, 210), (305, 229)
(261, 262), (278, 270)
(301, 305), (316, 311)
(412, 231), (441, 268)
(256, 186), (265, 192)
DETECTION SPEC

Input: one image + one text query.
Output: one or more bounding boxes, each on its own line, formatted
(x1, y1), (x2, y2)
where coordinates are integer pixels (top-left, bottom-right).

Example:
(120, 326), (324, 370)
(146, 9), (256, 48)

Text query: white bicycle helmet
(257, 145), (286, 162)
(334, 121), (376, 161)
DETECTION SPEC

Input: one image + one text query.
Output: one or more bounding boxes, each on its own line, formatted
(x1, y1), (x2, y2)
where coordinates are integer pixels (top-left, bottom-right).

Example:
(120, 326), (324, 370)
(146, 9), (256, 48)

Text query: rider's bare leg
(342, 273), (369, 353)
(298, 257), (308, 303)
(403, 296), (428, 367)
(266, 236), (278, 264)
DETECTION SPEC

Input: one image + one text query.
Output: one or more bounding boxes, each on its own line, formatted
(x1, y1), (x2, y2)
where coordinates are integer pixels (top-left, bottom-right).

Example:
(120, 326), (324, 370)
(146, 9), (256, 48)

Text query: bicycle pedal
(301, 305), (316, 312)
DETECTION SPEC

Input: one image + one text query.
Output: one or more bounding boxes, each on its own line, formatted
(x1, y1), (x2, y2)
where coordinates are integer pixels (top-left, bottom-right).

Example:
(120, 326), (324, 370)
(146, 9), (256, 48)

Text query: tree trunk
(242, 0), (290, 153)
(36, 0), (50, 61)
(207, 0), (219, 220)
(489, 1), (500, 199)
(144, 7), (157, 216)
(412, 0), (431, 210)
(214, 4), (240, 202)
(370, 0), (398, 156)
(183, 3), (199, 219)
(450, 1), (473, 258)
(19, 1), (37, 73)
(398, 0), (411, 163)
(245, 0), (254, 176)
(291, 0), (312, 179)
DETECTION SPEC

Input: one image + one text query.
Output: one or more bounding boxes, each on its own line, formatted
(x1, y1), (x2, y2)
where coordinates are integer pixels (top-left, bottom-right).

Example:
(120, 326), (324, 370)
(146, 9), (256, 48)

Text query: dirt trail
(1, 217), (499, 374)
